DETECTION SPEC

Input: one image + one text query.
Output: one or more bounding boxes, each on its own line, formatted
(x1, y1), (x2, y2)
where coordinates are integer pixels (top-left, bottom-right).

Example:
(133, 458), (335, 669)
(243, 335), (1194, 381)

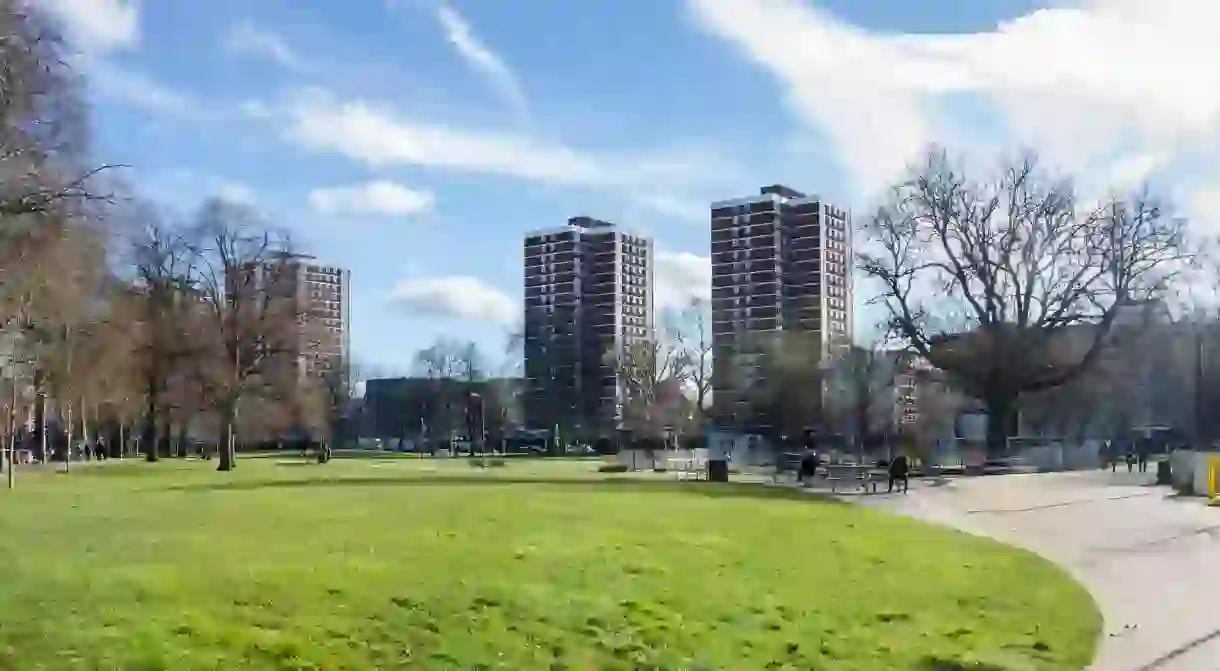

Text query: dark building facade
(709, 185), (852, 426)
(523, 216), (653, 437)
(363, 377), (524, 445)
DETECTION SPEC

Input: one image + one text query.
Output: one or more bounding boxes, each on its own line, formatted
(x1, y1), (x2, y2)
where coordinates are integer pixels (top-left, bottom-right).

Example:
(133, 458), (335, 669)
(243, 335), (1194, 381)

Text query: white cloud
(224, 20), (304, 71)
(282, 89), (730, 190)
(388, 276), (518, 325)
(1188, 183), (1220, 234)
(436, 2), (528, 120)
(654, 251), (711, 314)
(41, 0), (139, 55)
(139, 170), (254, 211)
(629, 193), (708, 225)
(686, 0), (1220, 199)
(88, 61), (200, 118)
(216, 181), (256, 205)
(309, 180), (436, 218)
(239, 99), (274, 119)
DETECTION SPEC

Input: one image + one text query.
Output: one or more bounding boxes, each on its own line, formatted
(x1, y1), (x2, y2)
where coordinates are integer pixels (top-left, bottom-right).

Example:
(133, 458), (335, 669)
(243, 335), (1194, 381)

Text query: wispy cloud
(655, 251), (711, 314)
(88, 61), (203, 119)
(388, 275), (518, 325)
(224, 20), (305, 71)
(136, 170), (255, 211)
(280, 89), (732, 191)
(41, 0), (139, 55)
(686, 0), (1220, 199)
(435, 2), (529, 121)
(216, 181), (256, 205)
(309, 180), (436, 218)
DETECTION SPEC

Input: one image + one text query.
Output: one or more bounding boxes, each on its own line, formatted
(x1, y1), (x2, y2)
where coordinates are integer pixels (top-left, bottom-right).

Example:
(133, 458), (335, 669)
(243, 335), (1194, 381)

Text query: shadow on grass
(166, 474), (849, 505)
(913, 657), (1009, 671)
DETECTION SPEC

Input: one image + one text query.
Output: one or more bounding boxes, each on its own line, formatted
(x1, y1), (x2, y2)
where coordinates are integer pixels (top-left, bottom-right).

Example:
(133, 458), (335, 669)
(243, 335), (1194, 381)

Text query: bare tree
(859, 148), (1190, 456)
(315, 363), (360, 461)
(89, 286), (144, 458)
(907, 365), (965, 464)
(609, 336), (689, 446)
(413, 338), (461, 447)
(454, 341), (486, 450)
(191, 199), (308, 471)
(127, 212), (199, 462)
(672, 298), (713, 419)
(825, 344), (902, 452)
(0, 1), (117, 225)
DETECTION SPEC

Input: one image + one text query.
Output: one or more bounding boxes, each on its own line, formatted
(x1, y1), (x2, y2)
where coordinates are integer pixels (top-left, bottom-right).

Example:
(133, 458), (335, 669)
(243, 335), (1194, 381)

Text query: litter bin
(707, 459), (729, 483)
(1156, 459), (1172, 486)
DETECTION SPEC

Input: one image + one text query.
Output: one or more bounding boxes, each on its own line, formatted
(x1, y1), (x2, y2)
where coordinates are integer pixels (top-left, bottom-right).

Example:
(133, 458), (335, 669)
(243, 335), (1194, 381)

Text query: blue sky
(41, 0), (1220, 376)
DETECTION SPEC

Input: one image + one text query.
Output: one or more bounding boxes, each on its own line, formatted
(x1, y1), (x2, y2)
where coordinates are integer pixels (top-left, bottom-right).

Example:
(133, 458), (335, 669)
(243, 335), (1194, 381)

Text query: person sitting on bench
(798, 451), (821, 485)
(888, 454), (910, 494)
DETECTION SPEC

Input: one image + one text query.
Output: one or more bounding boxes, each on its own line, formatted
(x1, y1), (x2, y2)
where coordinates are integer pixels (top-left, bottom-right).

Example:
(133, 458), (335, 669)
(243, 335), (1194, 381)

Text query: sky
(39, 0), (1220, 377)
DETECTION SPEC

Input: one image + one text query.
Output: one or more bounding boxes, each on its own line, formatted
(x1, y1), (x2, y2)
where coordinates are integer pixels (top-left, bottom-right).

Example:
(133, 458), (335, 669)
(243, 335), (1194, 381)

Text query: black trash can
(707, 459), (729, 483)
(1156, 459), (1172, 486)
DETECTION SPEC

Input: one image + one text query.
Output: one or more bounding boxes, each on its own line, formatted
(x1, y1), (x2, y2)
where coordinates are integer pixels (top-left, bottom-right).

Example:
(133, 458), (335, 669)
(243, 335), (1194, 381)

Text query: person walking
(888, 453), (910, 494)
(1125, 451), (1136, 473)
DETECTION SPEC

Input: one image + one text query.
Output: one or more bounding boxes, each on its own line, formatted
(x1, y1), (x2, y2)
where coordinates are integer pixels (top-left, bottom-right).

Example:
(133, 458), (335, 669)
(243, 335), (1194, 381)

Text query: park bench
(863, 470), (890, 493)
(669, 456), (707, 481)
(824, 464), (866, 492)
(822, 465), (893, 493)
(772, 452), (803, 484)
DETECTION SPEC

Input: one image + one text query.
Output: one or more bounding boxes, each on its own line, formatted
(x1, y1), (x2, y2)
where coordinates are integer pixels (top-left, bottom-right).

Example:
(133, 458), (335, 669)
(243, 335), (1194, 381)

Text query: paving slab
(861, 471), (1220, 671)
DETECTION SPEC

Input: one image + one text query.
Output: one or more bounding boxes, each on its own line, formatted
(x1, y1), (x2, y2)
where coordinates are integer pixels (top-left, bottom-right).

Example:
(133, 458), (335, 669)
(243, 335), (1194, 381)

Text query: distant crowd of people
(1101, 439), (1154, 474)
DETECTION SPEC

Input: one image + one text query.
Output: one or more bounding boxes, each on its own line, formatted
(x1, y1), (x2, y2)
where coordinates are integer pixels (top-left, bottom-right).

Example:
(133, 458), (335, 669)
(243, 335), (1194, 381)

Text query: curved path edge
(847, 472), (1220, 671)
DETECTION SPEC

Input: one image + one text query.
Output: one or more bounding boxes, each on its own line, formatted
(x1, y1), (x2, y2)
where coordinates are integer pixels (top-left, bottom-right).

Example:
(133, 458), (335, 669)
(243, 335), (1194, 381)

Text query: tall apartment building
(235, 253), (351, 382)
(523, 216), (653, 436)
(297, 259), (351, 380)
(709, 185), (852, 427)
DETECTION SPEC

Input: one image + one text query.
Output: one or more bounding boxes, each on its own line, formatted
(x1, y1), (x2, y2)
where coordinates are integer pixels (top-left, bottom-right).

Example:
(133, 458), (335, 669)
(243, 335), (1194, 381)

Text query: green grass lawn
(0, 458), (1099, 670)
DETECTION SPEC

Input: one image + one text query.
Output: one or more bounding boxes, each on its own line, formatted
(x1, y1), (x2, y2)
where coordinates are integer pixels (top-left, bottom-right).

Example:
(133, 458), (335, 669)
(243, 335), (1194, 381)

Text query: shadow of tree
(913, 656), (1010, 671)
(166, 474), (849, 505)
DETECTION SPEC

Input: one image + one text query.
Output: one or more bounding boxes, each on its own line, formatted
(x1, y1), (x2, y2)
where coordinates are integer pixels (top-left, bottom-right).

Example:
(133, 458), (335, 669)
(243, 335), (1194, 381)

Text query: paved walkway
(858, 470), (1220, 671)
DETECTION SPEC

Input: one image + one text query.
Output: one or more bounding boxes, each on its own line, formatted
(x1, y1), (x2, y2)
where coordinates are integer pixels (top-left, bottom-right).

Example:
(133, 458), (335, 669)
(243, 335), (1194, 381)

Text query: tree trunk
(176, 423), (189, 458)
(5, 382), (15, 487)
(217, 401), (237, 472)
(33, 382), (46, 462)
(82, 398), (92, 460)
(64, 400), (73, 473)
(144, 393), (160, 463)
(985, 394), (1013, 459)
(143, 420), (158, 462)
(40, 398), (49, 465)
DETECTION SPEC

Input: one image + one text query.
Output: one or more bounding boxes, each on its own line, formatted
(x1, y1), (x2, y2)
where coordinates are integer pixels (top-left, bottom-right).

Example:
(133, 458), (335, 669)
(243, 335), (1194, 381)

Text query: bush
(598, 464), (629, 473)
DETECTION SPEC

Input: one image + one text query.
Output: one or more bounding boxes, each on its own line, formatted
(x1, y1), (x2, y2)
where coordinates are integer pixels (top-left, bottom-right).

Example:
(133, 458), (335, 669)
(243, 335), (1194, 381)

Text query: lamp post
(1196, 324), (1206, 448)
(468, 392), (485, 456)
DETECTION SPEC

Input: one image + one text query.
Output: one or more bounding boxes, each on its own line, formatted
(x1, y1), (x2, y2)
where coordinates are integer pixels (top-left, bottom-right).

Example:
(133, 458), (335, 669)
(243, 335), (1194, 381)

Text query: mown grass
(0, 458), (1099, 670)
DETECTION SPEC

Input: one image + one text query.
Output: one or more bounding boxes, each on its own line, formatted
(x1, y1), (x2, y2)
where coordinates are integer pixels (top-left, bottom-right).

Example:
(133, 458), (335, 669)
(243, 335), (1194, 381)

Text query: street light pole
(1197, 325), (1206, 448)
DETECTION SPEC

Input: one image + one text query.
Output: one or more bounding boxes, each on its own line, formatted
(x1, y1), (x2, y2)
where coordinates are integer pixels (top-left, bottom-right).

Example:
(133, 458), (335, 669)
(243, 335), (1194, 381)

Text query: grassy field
(0, 457), (1099, 670)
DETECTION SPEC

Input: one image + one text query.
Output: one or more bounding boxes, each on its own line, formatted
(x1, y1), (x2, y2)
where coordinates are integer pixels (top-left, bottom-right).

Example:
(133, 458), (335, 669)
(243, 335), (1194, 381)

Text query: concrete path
(859, 470), (1220, 670)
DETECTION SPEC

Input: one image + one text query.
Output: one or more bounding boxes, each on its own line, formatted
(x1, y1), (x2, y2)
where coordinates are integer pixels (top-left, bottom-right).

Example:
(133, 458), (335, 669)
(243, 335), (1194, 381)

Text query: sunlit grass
(0, 458), (1099, 670)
